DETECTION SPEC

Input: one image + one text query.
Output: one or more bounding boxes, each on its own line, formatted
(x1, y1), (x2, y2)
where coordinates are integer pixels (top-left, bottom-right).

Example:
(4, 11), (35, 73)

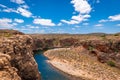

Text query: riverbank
(34, 53), (75, 80)
(47, 60), (85, 80)
(44, 48), (120, 80)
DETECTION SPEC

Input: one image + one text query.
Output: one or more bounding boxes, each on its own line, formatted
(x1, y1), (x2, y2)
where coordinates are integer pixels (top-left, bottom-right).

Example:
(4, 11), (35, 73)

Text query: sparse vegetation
(88, 46), (94, 51)
(107, 61), (116, 67)
(44, 48), (120, 80)
(114, 34), (119, 36)
(0, 29), (24, 37)
(100, 34), (107, 40)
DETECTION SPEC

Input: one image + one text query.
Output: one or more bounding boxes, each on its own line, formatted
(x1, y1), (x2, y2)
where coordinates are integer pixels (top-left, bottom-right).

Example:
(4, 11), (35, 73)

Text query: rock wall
(31, 35), (120, 69)
(0, 53), (21, 80)
(0, 35), (41, 80)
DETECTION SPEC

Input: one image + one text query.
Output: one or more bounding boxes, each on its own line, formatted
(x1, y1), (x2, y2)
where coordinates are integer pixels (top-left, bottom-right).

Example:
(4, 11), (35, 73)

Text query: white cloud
(33, 18), (56, 26)
(0, 4), (7, 8)
(99, 14), (120, 23)
(14, 18), (24, 23)
(3, 8), (18, 13)
(71, 0), (92, 14)
(82, 23), (89, 26)
(57, 23), (62, 26)
(12, 23), (18, 26)
(72, 14), (90, 21)
(0, 18), (14, 29)
(17, 7), (32, 17)
(99, 19), (108, 23)
(0, 5), (32, 18)
(30, 26), (39, 29)
(94, 24), (103, 27)
(61, 19), (79, 24)
(75, 25), (80, 28)
(109, 14), (120, 21)
(0, 4), (18, 13)
(21, 5), (29, 9)
(10, 0), (25, 4)
(61, 0), (92, 25)
(0, 1), (32, 18)
(26, 25), (39, 29)
(116, 24), (120, 26)
(96, 0), (100, 3)
(61, 14), (91, 24)
(72, 28), (75, 30)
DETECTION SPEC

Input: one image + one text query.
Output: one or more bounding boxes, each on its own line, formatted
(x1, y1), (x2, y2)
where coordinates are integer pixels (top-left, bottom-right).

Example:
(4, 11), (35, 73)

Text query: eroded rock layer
(0, 30), (40, 80)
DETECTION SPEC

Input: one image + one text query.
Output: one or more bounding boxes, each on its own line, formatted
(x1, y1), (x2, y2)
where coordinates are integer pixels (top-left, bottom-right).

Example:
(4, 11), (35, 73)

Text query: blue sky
(0, 0), (120, 34)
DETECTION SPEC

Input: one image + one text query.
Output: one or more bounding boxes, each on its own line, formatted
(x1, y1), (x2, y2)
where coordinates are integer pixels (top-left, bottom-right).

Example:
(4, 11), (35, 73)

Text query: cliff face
(31, 34), (120, 69)
(0, 53), (21, 80)
(0, 32), (40, 80)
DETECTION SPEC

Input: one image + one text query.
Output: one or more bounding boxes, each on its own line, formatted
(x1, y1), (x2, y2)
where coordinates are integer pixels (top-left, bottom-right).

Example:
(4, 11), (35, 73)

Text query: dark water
(34, 52), (70, 80)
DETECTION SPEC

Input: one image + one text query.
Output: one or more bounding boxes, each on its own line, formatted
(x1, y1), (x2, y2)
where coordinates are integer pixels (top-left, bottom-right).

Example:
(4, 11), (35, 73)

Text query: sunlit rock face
(0, 53), (21, 80)
(0, 30), (41, 80)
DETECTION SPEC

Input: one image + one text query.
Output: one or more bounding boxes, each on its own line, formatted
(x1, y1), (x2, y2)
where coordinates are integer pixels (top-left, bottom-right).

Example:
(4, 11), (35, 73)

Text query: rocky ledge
(0, 30), (41, 80)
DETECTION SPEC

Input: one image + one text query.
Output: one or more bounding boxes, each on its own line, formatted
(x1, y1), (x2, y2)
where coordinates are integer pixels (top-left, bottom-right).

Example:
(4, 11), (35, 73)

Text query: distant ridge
(0, 29), (24, 35)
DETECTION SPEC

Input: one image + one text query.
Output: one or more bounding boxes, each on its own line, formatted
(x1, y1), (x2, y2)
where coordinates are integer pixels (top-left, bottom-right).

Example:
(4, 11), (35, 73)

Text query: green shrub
(88, 46), (94, 51)
(114, 34), (119, 36)
(101, 34), (107, 40)
(4, 33), (11, 37)
(101, 34), (106, 37)
(107, 61), (115, 67)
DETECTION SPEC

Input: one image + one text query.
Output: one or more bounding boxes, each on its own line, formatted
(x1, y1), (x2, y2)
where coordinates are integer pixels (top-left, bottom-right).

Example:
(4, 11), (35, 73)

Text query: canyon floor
(0, 29), (120, 80)
(44, 48), (120, 80)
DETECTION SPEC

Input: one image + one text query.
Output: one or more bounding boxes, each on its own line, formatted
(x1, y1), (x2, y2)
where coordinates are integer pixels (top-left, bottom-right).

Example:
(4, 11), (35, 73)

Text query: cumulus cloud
(0, 4), (18, 13)
(109, 14), (120, 21)
(82, 23), (89, 26)
(75, 25), (80, 28)
(10, 0), (25, 4)
(94, 24), (103, 27)
(57, 23), (62, 26)
(61, 14), (91, 24)
(20, 5), (29, 9)
(99, 14), (120, 23)
(61, 19), (79, 24)
(33, 18), (56, 26)
(3, 8), (18, 13)
(26, 25), (39, 29)
(14, 18), (24, 23)
(0, 1), (32, 18)
(96, 0), (100, 3)
(0, 18), (14, 29)
(17, 7), (32, 17)
(1, 7), (32, 18)
(0, 4), (7, 8)
(61, 0), (92, 25)
(116, 24), (120, 26)
(12, 23), (18, 26)
(71, 0), (91, 14)
(99, 19), (108, 23)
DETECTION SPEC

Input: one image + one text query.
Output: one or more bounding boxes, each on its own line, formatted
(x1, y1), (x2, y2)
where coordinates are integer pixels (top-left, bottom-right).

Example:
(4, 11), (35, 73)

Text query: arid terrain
(31, 33), (120, 80)
(0, 29), (120, 80)
(0, 29), (41, 80)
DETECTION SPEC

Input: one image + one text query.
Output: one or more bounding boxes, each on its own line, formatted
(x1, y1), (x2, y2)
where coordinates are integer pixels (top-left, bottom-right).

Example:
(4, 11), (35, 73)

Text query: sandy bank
(44, 48), (120, 80)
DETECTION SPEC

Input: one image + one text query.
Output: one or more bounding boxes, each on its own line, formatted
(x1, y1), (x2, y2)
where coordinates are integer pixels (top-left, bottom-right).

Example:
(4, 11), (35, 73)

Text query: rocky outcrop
(0, 34), (40, 80)
(0, 53), (21, 80)
(31, 34), (120, 69)
(44, 48), (120, 80)
(0, 29), (24, 36)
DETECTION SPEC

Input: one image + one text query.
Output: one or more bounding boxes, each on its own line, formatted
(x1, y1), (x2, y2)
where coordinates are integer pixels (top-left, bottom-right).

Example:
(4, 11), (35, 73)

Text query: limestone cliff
(31, 34), (120, 69)
(0, 30), (40, 80)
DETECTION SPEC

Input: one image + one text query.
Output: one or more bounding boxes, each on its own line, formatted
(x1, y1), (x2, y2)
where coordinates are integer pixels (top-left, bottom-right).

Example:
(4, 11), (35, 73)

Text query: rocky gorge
(31, 34), (120, 80)
(0, 30), (40, 80)
(0, 29), (120, 80)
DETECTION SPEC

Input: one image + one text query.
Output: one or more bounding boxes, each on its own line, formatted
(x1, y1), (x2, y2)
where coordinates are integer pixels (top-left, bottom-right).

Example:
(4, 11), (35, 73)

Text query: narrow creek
(34, 51), (70, 80)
